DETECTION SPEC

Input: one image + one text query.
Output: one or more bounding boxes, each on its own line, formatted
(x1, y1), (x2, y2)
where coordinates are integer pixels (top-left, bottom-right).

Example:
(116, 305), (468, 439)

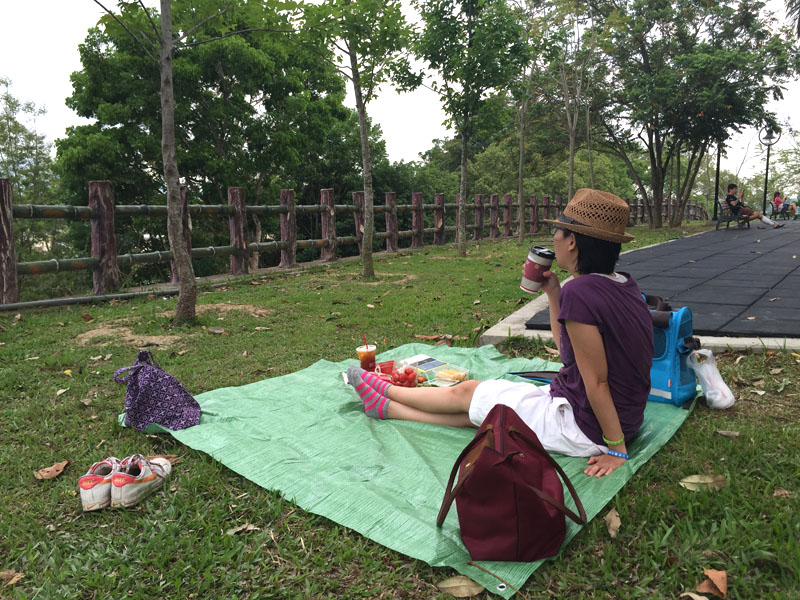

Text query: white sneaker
(110, 455), (172, 508)
(78, 457), (121, 511)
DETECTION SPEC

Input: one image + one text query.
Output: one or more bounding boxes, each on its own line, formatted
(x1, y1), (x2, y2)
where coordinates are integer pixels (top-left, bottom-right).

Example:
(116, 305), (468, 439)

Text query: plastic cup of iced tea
(356, 344), (377, 371)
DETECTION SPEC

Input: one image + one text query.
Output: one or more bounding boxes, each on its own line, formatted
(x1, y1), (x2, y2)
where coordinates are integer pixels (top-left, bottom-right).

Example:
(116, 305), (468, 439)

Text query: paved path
(482, 219), (800, 351)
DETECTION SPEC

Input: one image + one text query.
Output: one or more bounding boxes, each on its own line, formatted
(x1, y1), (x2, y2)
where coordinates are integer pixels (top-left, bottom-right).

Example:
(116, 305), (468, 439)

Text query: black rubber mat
(525, 222), (800, 337)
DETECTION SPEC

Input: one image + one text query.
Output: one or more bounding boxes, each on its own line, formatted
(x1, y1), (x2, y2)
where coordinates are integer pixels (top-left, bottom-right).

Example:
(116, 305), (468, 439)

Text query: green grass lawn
(1, 222), (798, 599)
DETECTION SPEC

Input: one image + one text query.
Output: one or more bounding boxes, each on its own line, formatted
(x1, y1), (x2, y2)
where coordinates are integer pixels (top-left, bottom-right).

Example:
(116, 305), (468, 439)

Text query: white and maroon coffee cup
(520, 246), (556, 293)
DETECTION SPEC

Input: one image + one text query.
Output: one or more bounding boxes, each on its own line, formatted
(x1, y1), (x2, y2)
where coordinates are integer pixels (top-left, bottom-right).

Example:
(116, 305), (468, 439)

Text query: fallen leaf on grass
(13, 313), (23, 322)
(81, 313), (94, 322)
(177, 350), (188, 355)
(226, 523), (260, 536)
(436, 575), (484, 597)
(34, 460), (69, 480)
(697, 568), (727, 598)
(250, 281), (260, 286)
(603, 508), (621, 538)
(89, 355), (103, 361)
(473, 300), (481, 305)
(253, 327), (271, 331)
(56, 388), (69, 397)
(773, 488), (792, 498)
(769, 368), (783, 375)
(734, 355), (745, 365)
(543, 346), (560, 355)
(415, 334), (441, 341)
(95, 439), (105, 450)
(25, 356), (39, 361)
(104, 354), (112, 361)
(752, 390), (766, 396)
(366, 304), (375, 309)
(679, 474), (727, 492)
(680, 594), (709, 600)
(776, 378), (790, 393)
(715, 430), (740, 438)
(0, 569), (24, 586)
(80, 398), (92, 406)
(435, 339), (452, 347)
(208, 327), (228, 335)
(752, 378), (765, 388)
(242, 350), (248, 357)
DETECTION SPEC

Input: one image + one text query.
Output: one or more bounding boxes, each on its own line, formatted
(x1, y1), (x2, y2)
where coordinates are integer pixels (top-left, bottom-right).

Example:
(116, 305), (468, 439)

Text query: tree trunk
(160, 0), (196, 324)
(517, 97), (527, 245)
(586, 103), (595, 188)
(457, 123), (469, 257)
(348, 44), (375, 278)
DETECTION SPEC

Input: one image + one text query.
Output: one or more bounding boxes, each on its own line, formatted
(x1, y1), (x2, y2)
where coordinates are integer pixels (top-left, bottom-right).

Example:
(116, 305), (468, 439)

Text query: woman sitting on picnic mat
(347, 189), (653, 478)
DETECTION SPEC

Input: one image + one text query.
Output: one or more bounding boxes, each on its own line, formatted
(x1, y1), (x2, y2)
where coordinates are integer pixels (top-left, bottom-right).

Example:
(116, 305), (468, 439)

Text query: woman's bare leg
(386, 401), (475, 427)
(386, 380), (481, 414)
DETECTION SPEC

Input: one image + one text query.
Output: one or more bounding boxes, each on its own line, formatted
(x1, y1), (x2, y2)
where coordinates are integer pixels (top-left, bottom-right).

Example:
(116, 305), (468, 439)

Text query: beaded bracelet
(607, 449), (629, 460)
(602, 434), (625, 446)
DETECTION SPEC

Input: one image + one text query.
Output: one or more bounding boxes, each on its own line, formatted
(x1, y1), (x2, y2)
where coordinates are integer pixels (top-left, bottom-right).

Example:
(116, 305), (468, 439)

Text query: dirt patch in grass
(76, 325), (180, 348)
(160, 303), (274, 319)
(352, 273), (418, 286)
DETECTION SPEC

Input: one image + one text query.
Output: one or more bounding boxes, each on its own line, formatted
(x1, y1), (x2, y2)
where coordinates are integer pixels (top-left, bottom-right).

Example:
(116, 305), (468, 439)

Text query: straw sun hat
(542, 188), (634, 243)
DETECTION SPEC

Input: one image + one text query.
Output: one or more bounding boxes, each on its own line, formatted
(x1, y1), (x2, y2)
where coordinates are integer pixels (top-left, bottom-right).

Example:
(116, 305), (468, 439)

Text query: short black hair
(569, 230), (622, 275)
(728, 183), (737, 192)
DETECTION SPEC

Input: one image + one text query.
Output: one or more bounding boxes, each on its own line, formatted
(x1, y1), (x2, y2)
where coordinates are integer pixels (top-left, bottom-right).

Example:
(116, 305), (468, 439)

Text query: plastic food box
(401, 354), (469, 387)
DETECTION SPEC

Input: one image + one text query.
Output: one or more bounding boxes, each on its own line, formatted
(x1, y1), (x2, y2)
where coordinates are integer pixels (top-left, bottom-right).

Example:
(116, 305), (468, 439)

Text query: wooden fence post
(279, 189), (297, 268)
(89, 181), (119, 295)
(228, 187), (247, 275)
(433, 193), (445, 245)
(411, 192), (423, 249)
(489, 194), (499, 239)
(555, 195), (563, 219)
(472, 194), (484, 241)
(502, 194), (512, 237)
(542, 195), (551, 222)
(529, 195), (539, 233)
(0, 178), (19, 304)
(385, 191), (398, 253)
(352, 191), (364, 253)
(321, 188), (337, 261)
(170, 186), (192, 283)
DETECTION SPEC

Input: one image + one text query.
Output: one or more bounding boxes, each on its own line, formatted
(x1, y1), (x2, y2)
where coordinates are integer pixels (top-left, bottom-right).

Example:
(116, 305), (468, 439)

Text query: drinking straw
(362, 332), (368, 347)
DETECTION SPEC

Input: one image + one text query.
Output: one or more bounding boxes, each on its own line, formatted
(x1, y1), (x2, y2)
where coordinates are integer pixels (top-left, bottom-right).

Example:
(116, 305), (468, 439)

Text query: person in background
(726, 183), (783, 229)
(346, 189), (653, 478)
(772, 191), (783, 214)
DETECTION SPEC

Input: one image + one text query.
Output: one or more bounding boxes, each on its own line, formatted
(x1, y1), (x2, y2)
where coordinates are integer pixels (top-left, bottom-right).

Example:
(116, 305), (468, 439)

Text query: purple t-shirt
(548, 273), (653, 445)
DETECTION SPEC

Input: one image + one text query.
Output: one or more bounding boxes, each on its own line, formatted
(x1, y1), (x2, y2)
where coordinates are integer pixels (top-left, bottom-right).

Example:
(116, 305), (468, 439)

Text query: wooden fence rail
(0, 178), (707, 305)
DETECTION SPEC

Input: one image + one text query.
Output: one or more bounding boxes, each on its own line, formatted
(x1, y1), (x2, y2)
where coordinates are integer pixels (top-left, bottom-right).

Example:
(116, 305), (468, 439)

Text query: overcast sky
(1, 0), (797, 180)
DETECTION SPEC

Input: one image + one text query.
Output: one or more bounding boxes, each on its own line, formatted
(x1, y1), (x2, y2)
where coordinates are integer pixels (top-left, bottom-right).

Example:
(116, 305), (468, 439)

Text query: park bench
(769, 204), (790, 220)
(715, 198), (750, 230)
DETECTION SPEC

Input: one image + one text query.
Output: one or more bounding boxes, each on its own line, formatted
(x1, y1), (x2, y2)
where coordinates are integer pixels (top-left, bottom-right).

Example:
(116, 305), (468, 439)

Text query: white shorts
(468, 380), (606, 457)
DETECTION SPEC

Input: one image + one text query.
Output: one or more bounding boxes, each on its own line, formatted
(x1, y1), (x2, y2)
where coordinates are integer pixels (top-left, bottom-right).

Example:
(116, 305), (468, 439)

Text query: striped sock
(346, 366), (391, 419)
(346, 366), (393, 396)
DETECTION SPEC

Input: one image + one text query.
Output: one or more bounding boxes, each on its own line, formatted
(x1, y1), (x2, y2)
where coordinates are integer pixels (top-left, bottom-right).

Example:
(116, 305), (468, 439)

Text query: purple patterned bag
(113, 350), (201, 431)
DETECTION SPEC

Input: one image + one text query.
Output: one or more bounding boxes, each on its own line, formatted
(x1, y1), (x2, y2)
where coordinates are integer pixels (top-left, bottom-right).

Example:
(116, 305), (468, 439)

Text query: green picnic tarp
(127, 343), (694, 598)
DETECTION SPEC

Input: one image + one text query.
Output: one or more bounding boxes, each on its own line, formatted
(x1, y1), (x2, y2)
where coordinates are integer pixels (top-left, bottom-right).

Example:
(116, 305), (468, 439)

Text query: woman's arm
(541, 270), (562, 353)
(565, 319), (628, 477)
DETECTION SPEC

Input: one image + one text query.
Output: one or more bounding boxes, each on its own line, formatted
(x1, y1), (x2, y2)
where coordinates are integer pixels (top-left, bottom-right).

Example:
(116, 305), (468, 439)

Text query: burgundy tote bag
(437, 404), (586, 562)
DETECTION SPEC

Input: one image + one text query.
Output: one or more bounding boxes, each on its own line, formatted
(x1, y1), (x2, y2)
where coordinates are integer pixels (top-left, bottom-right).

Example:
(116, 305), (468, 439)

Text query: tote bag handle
(436, 425), (493, 527)
(508, 427), (587, 525)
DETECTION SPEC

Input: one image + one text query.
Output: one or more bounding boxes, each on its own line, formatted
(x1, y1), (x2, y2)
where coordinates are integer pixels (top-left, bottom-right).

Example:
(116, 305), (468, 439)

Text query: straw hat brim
(541, 218), (635, 243)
